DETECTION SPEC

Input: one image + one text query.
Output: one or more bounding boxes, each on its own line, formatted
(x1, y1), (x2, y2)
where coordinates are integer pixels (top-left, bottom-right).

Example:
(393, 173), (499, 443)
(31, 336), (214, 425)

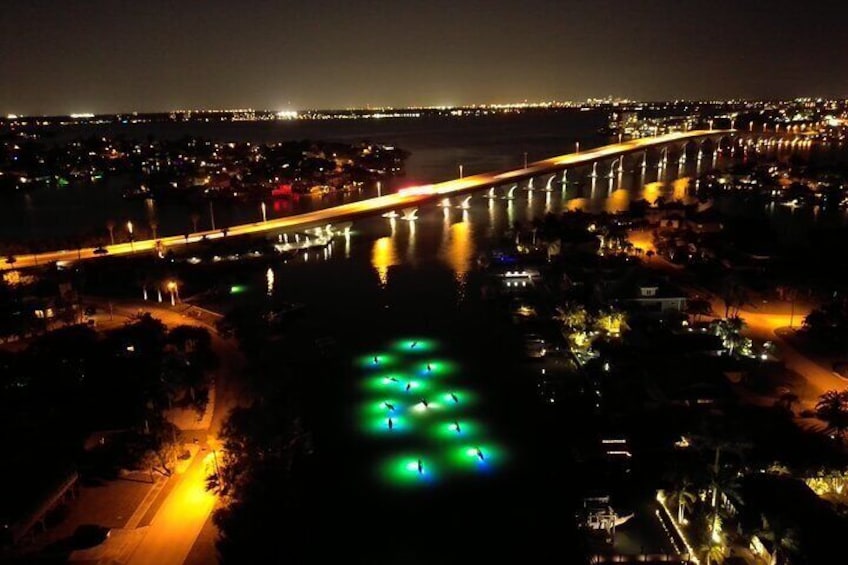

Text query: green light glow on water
(379, 454), (438, 486)
(415, 360), (458, 377)
(357, 337), (506, 486)
(428, 420), (482, 441)
(447, 444), (507, 471)
(362, 398), (404, 416)
(229, 284), (247, 294)
(356, 353), (398, 369)
(361, 413), (411, 435)
(361, 376), (434, 394)
(409, 399), (444, 415)
(391, 338), (437, 353)
(437, 389), (478, 408)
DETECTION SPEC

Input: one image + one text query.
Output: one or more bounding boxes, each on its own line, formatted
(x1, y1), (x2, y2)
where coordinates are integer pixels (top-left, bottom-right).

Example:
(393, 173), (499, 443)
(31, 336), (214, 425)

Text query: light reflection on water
(370, 236), (400, 287)
(604, 189), (631, 213)
(439, 212), (474, 287)
(363, 165), (707, 288)
(240, 143), (832, 297)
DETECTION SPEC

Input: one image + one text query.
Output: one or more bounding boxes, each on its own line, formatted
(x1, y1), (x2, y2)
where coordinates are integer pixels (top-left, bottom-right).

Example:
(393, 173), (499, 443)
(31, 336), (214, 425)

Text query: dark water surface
(1, 111), (605, 242)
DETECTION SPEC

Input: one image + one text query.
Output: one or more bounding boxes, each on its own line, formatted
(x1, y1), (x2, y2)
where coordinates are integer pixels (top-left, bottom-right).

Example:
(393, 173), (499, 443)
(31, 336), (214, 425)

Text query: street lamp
(575, 141), (580, 153)
(167, 280), (179, 306)
(459, 165), (464, 179)
(709, 119), (714, 130)
(127, 221), (134, 252)
(523, 152), (528, 169)
(260, 201), (267, 222)
(377, 181), (382, 197)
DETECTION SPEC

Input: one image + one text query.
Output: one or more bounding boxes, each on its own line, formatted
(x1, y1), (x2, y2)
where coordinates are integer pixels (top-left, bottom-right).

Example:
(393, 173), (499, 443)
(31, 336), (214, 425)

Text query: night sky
(1, 0), (846, 115)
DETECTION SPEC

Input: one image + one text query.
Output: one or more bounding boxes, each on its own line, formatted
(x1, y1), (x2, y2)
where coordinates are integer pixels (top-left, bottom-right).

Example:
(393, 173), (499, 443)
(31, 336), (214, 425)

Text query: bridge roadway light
(459, 165), (463, 179)
(261, 202), (267, 222)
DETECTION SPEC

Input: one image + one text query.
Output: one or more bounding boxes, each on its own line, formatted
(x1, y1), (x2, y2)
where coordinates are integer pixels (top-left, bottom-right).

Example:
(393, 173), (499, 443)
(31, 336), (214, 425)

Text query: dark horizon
(0, 98), (835, 121)
(2, 0), (847, 117)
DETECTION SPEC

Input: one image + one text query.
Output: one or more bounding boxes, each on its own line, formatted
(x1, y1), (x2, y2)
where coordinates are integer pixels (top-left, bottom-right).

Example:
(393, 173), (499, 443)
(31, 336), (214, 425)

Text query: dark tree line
(210, 296), (322, 563)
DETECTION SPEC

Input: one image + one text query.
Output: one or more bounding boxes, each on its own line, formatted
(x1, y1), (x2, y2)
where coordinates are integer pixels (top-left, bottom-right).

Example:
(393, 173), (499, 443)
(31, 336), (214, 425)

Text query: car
(70, 525), (111, 549)
(512, 303), (537, 319)
(524, 338), (547, 359)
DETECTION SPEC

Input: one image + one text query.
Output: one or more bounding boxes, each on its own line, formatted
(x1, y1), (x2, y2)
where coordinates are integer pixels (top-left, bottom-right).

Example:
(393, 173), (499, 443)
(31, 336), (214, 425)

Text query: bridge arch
(607, 157), (622, 178)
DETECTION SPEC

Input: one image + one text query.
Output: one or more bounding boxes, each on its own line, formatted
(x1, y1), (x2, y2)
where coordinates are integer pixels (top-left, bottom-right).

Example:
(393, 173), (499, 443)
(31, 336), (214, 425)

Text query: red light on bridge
(271, 183), (293, 197)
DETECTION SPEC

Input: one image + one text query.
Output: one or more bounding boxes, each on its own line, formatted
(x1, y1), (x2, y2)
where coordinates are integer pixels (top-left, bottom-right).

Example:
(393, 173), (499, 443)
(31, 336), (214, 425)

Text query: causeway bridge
(4, 129), (755, 270)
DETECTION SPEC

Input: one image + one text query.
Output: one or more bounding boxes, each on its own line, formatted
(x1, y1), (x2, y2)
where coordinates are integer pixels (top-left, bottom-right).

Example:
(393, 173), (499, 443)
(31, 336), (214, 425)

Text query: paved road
(624, 229), (843, 413)
(92, 299), (243, 565)
(125, 451), (217, 565)
(737, 304), (846, 406)
(3, 130), (732, 270)
(703, 296), (848, 413)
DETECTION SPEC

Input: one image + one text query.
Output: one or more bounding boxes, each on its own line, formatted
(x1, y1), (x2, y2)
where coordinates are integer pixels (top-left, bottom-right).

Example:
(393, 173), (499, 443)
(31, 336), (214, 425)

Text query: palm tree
(687, 298), (713, 322)
(815, 390), (848, 442)
(725, 332), (746, 356)
(716, 316), (746, 355)
(775, 392), (799, 414)
(755, 514), (799, 565)
(106, 219), (116, 245)
(700, 540), (728, 565)
(720, 276), (748, 318)
(724, 315), (745, 334)
(693, 416), (750, 555)
(670, 481), (698, 524)
(555, 302), (589, 331)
